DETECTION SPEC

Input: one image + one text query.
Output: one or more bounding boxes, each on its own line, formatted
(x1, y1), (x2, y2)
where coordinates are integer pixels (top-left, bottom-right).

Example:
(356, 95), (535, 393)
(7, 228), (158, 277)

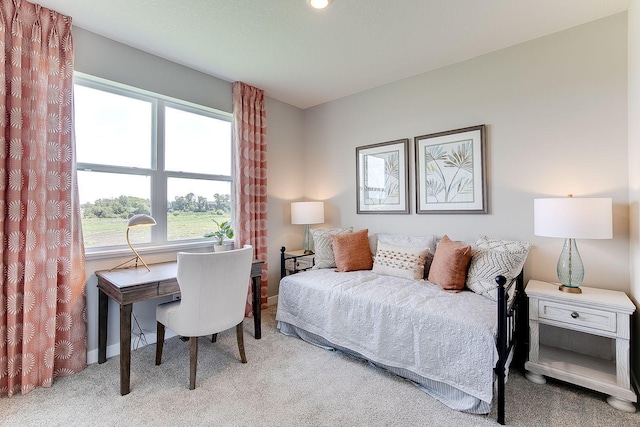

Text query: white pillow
(373, 242), (429, 280)
(368, 233), (379, 257)
(311, 227), (353, 269)
(466, 249), (528, 300)
(466, 236), (530, 301)
(476, 235), (531, 253)
(376, 234), (436, 253)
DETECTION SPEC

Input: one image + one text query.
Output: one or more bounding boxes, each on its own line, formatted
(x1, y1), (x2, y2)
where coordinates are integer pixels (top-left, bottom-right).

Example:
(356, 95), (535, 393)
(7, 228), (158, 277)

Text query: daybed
(276, 231), (529, 425)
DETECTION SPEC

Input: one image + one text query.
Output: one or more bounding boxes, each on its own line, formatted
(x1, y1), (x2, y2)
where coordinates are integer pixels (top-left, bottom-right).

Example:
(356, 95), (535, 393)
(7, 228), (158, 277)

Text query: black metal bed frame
(494, 271), (526, 425)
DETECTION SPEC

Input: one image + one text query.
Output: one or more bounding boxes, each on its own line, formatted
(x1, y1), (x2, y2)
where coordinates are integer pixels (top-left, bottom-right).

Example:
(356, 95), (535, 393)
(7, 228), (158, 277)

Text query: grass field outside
(82, 212), (231, 248)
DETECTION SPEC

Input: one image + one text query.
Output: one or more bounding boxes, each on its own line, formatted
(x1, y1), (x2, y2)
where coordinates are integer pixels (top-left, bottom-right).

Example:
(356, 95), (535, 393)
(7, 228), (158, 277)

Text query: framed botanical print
(356, 139), (409, 214)
(414, 125), (487, 214)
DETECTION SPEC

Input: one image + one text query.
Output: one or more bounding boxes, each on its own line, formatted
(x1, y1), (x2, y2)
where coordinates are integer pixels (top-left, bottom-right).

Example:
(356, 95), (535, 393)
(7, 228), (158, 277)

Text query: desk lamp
(291, 202), (324, 254)
(111, 214), (157, 271)
(534, 196), (612, 293)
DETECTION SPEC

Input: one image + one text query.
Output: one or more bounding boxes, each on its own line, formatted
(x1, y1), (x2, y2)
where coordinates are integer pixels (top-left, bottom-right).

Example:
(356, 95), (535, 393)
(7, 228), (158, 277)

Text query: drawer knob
(570, 311), (579, 319)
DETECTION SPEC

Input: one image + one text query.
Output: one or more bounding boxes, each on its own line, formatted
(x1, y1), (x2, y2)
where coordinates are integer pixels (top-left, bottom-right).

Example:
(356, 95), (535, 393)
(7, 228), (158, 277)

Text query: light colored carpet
(2, 306), (638, 426)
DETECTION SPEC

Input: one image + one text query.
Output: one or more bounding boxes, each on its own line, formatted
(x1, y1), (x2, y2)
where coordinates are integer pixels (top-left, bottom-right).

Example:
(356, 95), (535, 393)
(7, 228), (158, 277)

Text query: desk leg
(252, 276), (261, 339)
(120, 303), (133, 395)
(98, 289), (108, 364)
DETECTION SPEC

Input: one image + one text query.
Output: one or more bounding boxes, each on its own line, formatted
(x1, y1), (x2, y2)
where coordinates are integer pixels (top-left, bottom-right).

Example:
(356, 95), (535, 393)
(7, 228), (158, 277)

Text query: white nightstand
(281, 249), (315, 277)
(525, 280), (637, 412)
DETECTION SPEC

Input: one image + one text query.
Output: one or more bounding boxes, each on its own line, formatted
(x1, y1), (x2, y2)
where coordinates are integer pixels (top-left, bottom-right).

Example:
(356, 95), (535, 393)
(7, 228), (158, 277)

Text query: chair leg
(189, 336), (198, 390)
(211, 333), (218, 343)
(236, 322), (247, 364)
(156, 322), (165, 365)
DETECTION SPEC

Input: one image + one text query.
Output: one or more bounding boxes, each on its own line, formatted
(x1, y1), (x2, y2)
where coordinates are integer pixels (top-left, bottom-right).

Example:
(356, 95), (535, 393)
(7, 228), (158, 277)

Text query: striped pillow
(373, 242), (429, 280)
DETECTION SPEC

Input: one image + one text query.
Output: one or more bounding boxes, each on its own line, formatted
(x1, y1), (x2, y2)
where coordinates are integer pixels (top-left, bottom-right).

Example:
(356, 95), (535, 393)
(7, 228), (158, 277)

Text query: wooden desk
(96, 259), (265, 395)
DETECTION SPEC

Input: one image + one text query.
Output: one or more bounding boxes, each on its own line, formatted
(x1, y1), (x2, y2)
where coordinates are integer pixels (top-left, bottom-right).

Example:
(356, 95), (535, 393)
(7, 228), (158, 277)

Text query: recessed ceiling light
(308, 0), (331, 10)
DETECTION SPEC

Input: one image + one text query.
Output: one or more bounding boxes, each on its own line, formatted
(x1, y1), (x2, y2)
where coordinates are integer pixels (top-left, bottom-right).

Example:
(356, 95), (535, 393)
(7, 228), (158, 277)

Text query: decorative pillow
(423, 252), (435, 279)
(331, 229), (373, 272)
(466, 249), (528, 301)
(427, 235), (472, 292)
(373, 242), (429, 280)
(377, 234), (436, 253)
(467, 235), (530, 300)
(376, 234), (436, 278)
(311, 227), (353, 269)
(476, 235), (531, 253)
(367, 233), (379, 258)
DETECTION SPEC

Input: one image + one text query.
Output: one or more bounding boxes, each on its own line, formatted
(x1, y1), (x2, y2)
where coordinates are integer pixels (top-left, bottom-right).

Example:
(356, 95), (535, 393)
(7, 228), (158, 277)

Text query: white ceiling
(34, 0), (630, 109)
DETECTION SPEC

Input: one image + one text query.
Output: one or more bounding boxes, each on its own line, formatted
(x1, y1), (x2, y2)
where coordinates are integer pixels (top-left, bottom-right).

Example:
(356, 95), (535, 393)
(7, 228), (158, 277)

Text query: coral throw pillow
(331, 229), (373, 272)
(427, 235), (472, 292)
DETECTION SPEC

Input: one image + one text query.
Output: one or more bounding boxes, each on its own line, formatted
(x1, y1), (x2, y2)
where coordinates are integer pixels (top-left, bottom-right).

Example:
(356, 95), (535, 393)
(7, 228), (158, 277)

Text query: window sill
(85, 240), (220, 261)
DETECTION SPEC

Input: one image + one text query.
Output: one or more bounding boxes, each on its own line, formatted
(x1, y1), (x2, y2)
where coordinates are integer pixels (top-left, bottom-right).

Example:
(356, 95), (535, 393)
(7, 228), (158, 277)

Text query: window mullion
(152, 99), (167, 245)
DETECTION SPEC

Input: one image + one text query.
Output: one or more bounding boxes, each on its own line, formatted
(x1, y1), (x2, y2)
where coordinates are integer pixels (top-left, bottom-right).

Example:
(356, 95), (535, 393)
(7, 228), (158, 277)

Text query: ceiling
(34, 0), (630, 109)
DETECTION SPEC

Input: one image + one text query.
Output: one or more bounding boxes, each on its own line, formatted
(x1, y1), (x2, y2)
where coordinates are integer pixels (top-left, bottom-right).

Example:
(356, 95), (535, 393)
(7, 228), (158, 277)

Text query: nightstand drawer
(538, 300), (616, 333)
(285, 257), (314, 271)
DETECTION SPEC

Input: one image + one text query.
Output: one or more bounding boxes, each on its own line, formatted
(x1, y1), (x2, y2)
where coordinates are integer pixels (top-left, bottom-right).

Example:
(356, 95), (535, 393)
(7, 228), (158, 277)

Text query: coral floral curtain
(0, 0), (86, 397)
(232, 82), (268, 315)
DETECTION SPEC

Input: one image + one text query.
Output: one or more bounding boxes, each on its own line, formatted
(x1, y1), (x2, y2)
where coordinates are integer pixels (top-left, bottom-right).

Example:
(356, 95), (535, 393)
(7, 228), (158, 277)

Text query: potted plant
(204, 219), (234, 252)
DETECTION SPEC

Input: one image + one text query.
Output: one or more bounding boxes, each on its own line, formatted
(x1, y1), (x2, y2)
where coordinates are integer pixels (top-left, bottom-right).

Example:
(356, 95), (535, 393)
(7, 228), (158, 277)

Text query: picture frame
(414, 125), (487, 214)
(356, 139), (409, 214)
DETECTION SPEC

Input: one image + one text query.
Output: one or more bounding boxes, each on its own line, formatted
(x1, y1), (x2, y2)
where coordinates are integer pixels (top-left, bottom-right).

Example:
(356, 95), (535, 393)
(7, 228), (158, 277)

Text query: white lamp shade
(534, 197), (612, 239)
(291, 202), (324, 225)
(127, 214), (157, 228)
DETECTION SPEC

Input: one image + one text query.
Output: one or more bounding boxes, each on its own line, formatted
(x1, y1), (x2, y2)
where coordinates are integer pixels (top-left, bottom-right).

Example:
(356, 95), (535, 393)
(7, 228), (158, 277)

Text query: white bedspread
(276, 269), (499, 404)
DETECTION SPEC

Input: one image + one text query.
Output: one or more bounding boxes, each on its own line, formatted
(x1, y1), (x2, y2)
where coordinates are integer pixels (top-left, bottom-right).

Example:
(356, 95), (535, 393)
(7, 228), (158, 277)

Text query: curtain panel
(0, 0), (86, 397)
(232, 82), (268, 315)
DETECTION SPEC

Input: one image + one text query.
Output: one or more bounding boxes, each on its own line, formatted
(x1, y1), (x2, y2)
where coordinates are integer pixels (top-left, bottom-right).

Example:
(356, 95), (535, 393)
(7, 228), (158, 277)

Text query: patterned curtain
(232, 82), (268, 315)
(0, 0), (86, 397)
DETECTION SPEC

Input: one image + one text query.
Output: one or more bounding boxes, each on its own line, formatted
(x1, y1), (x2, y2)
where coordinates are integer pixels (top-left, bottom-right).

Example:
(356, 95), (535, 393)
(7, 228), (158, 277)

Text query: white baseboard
(86, 329), (178, 365)
(87, 298), (279, 365)
(268, 294), (278, 306)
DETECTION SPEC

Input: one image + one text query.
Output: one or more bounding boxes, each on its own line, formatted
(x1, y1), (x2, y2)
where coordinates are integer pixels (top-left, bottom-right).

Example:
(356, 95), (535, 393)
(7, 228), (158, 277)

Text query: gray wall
(74, 27), (232, 113)
(301, 13), (629, 293)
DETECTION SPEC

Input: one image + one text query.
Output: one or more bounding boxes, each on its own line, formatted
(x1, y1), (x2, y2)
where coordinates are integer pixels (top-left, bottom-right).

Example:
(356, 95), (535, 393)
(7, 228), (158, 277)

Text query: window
(74, 74), (233, 251)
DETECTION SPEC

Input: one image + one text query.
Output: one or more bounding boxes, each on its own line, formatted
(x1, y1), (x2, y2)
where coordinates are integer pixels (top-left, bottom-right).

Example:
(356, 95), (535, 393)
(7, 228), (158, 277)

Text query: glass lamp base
(557, 238), (584, 293)
(302, 224), (314, 254)
(558, 284), (582, 294)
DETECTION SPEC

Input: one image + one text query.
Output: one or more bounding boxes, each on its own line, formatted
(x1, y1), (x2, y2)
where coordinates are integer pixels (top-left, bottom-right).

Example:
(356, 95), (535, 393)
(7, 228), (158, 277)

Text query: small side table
(525, 280), (637, 412)
(280, 247), (315, 278)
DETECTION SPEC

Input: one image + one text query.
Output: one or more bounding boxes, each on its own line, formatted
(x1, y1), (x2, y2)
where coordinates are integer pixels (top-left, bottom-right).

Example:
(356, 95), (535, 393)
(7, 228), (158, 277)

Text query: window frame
(74, 72), (234, 258)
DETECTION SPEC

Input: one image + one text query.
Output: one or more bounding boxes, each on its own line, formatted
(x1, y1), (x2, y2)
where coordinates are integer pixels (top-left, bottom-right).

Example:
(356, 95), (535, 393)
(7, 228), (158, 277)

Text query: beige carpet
(2, 306), (638, 426)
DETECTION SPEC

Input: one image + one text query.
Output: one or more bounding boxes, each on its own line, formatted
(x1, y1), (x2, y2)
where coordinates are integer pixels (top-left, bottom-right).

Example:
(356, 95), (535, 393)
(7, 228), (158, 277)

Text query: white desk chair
(155, 245), (253, 389)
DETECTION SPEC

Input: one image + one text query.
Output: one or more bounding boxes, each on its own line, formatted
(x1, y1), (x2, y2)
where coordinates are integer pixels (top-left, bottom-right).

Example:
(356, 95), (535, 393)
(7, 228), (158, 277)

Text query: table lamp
(534, 196), (612, 293)
(111, 214), (157, 271)
(291, 201), (325, 254)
